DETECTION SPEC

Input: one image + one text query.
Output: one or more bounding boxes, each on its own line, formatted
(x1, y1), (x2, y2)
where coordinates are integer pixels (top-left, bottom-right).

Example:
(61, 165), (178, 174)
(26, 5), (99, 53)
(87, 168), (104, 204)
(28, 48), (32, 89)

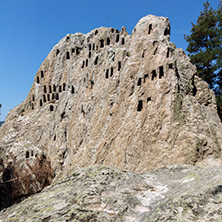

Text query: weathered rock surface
(1, 164), (222, 221)
(0, 14), (222, 209)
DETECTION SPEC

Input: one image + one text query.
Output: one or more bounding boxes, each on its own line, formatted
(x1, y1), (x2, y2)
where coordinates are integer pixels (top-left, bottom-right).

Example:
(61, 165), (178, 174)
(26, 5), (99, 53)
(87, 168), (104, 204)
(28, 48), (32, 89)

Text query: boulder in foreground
(1, 164), (222, 221)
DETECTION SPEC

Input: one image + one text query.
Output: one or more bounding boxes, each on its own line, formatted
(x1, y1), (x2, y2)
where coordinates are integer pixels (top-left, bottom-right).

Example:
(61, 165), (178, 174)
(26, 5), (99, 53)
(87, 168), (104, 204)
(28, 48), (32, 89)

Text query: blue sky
(0, 0), (220, 121)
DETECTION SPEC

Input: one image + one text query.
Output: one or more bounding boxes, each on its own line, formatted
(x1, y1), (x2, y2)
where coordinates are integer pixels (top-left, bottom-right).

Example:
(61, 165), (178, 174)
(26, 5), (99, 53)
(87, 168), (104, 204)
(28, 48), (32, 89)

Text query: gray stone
(1, 165), (222, 221)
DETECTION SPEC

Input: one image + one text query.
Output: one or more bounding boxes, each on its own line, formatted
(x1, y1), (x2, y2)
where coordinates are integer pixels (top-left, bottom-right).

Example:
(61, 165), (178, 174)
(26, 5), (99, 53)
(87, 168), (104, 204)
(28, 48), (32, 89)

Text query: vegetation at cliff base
(185, 1), (222, 120)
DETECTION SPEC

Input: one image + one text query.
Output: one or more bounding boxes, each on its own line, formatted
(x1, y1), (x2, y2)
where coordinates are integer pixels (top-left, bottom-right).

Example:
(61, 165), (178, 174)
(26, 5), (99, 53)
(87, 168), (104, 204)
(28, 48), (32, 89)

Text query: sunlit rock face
(0, 14), (222, 209)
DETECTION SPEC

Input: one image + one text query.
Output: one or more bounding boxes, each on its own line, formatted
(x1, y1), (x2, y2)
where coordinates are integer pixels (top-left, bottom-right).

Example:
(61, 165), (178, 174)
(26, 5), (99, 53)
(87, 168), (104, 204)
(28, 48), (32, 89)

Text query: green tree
(185, 1), (222, 119)
(216, 1), (222, 118)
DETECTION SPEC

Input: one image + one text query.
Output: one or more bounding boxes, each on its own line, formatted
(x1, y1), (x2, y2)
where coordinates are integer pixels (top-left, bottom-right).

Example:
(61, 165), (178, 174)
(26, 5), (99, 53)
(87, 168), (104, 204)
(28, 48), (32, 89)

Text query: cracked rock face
(1, 164), (222, 221)
(0, 14), (222, 208)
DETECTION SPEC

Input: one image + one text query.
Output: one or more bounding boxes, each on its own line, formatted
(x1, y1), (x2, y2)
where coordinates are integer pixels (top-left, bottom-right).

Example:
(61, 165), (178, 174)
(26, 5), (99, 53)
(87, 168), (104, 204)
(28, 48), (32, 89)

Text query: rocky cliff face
(0, 15), (222, 209)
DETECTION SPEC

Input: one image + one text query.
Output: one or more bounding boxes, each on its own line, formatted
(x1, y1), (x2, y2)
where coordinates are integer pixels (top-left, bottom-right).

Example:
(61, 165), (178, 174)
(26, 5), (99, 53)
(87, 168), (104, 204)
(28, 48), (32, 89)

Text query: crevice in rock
(144, 74), (149, 83)
(151, 70), (157, 81)
(192, 75), (197, 97)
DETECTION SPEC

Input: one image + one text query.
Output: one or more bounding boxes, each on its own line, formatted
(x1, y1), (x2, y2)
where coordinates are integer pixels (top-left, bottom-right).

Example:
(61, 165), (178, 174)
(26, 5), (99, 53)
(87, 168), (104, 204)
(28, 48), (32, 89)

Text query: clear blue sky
(0, 0), (220, 121)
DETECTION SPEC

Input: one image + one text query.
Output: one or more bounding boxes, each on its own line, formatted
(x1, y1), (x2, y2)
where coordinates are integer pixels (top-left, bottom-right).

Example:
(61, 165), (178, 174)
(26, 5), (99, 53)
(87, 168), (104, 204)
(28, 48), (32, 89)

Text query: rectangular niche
(147, 97), (151, 105)
(137, 100), (143, 112)
(66, 52), (70, 59)
(137, 77), (142, 86)
(118, 61), (121, 71)
(110, 67), (113, 77)
(105, 69), (109, 79)
(159, 66), (164, 78)
(50, 105), (54, 111)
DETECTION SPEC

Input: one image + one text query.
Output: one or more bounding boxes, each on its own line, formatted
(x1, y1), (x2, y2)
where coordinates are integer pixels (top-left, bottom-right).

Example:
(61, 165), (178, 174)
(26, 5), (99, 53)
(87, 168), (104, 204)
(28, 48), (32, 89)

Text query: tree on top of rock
(185, 1), (222, 120)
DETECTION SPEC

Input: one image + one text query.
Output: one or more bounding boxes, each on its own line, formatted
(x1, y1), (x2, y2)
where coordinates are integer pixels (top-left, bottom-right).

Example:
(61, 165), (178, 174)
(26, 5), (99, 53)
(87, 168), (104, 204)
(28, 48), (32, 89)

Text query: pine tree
(216, 1), (222, 118)
(185, 1), (222, 120)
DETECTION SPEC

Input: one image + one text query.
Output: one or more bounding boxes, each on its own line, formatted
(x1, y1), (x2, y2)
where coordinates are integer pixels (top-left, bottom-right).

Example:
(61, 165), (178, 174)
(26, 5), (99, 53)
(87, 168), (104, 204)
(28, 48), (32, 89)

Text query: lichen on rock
(1, 165), (222, 221)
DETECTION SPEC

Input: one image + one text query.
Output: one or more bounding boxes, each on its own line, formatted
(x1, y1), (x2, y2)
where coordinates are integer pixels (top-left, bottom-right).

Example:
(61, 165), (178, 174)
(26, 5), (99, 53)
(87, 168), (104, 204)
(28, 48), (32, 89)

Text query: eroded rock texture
(0, 15), (222, 208)
(1, 165), (222, 221)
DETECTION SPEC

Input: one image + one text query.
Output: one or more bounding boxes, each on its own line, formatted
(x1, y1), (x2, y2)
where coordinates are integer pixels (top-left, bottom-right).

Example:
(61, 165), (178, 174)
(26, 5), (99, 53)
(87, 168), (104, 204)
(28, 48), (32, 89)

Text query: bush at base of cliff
(0, 154), (54, 210)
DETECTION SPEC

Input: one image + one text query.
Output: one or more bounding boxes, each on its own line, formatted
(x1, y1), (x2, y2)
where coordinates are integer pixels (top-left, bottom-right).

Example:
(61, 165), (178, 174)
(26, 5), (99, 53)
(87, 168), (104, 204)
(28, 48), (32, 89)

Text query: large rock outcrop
(0, 15), (222, 208)
(1, 164), (222, 221)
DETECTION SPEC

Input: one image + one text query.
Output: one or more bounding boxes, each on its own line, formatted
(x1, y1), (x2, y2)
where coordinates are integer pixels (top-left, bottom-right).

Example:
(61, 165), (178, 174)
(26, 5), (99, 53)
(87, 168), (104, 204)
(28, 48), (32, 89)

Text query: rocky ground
(1, 164), (222, 221)
(0, 14), (222, 220)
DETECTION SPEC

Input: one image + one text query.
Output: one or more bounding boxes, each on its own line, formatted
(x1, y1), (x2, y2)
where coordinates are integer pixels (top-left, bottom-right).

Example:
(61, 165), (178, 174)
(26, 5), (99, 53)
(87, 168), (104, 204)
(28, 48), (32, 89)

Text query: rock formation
(1, 164), (222, 221)
(0, 14), (222, 209)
